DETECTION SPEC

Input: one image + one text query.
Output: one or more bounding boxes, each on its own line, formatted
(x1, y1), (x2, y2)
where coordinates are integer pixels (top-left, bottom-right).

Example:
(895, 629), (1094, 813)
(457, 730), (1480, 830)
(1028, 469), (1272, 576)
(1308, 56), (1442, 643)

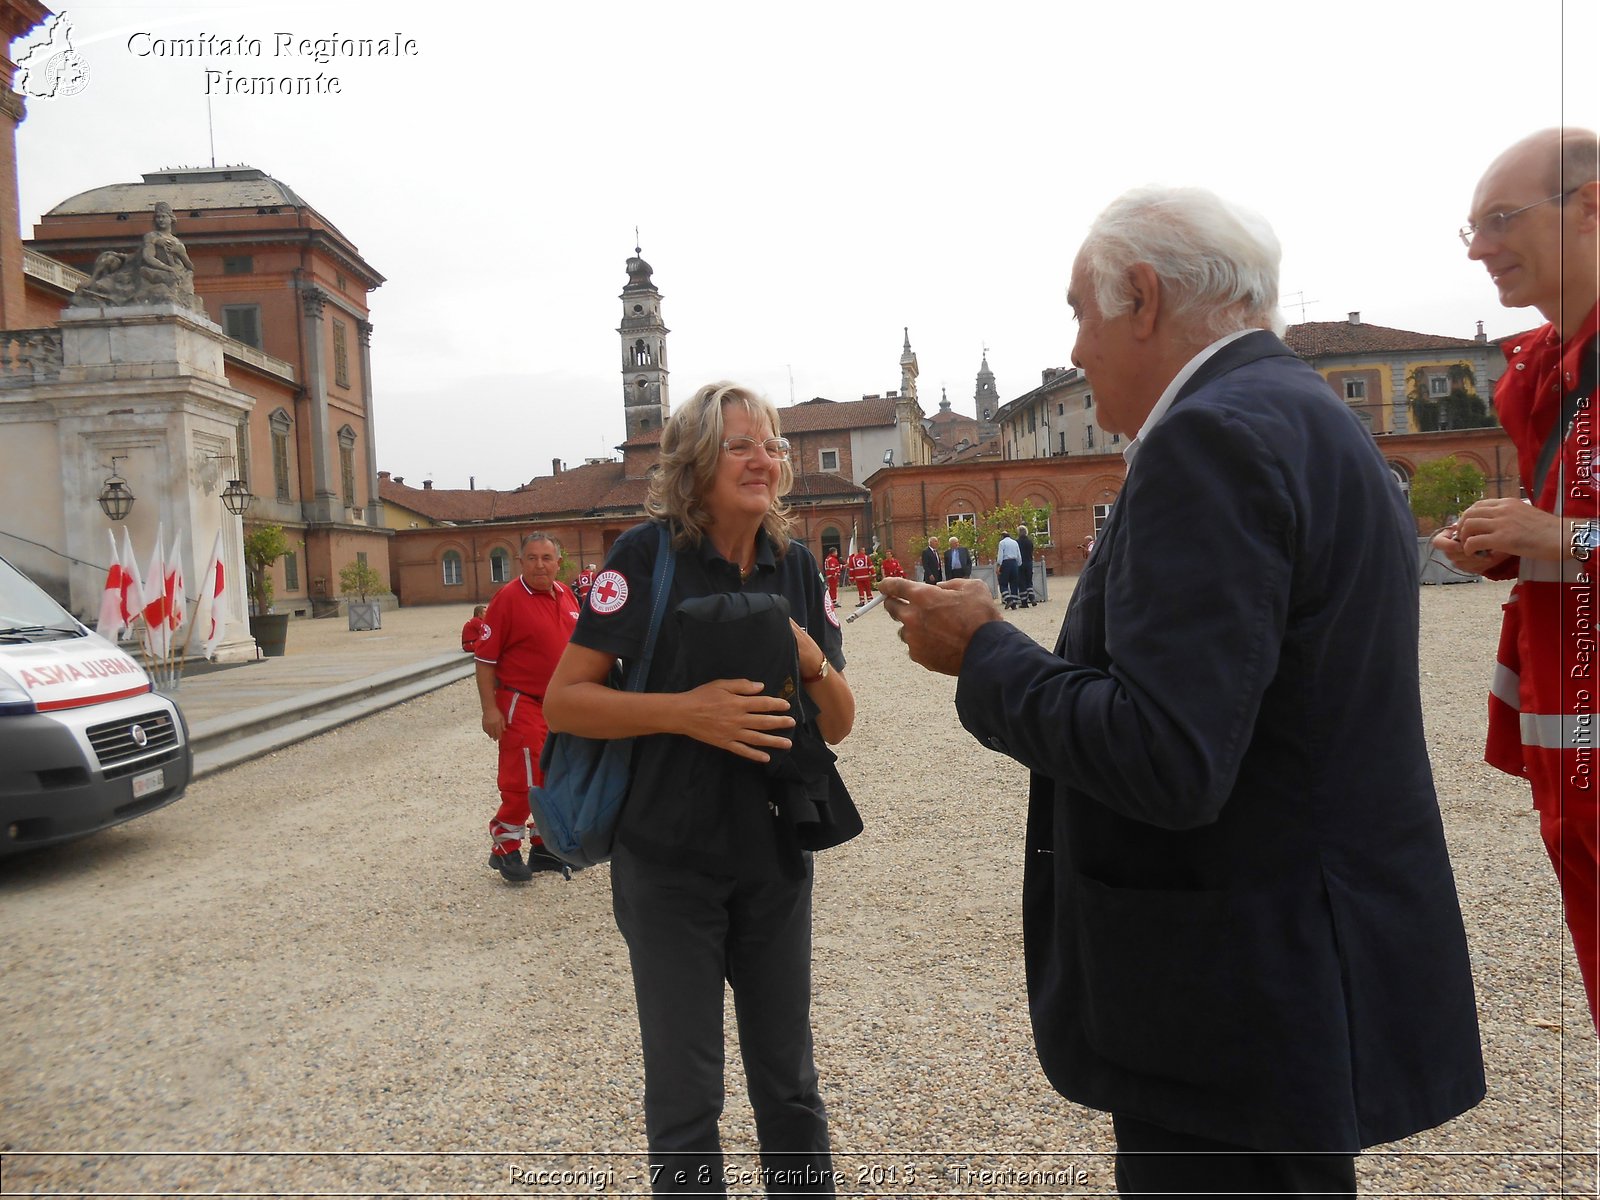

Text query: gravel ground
(1, 576), (1597, 1197)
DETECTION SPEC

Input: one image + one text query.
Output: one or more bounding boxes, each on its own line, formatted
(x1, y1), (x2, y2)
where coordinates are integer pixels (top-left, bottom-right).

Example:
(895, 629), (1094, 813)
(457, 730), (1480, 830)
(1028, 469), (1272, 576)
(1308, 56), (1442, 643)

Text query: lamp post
(96, 455), (135, 521)
(206, 454), (254, 516)
(221, 478), (252, 516)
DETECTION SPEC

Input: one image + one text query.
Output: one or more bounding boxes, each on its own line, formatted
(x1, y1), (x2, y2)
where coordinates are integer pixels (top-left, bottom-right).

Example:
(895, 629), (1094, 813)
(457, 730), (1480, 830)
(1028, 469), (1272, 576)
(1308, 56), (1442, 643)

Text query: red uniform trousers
(1539, 804), (1600, 1024)
(490, 686), (549, 856)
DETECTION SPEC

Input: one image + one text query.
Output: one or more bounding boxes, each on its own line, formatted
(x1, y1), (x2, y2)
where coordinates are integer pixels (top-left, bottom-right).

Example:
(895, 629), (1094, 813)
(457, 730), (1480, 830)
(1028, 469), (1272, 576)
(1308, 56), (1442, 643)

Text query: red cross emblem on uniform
(590, 569), (629, 614)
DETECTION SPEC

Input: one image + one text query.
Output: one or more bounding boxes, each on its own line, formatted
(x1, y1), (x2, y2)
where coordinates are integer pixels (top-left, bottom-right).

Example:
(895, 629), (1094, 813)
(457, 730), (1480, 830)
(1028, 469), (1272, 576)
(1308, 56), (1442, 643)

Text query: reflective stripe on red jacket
(1486, 305), (1600, 813)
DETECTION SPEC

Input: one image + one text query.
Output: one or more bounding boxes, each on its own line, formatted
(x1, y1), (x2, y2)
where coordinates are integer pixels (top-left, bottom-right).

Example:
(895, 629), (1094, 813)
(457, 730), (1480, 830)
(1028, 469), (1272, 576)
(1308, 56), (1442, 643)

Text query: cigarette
(845, 593), (887, 623)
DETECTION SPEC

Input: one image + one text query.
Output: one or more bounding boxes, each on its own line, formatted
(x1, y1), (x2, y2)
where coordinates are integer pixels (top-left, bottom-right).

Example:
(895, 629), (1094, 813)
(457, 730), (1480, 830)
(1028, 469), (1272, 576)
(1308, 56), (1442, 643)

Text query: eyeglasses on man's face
(1459, 187), (1578, 247)
(721, 435), (791, 461)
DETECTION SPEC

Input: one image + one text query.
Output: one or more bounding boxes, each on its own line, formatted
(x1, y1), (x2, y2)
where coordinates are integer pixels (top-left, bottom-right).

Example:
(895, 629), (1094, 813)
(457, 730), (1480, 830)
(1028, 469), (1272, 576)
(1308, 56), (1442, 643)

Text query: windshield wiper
(0, 624), (82, 641)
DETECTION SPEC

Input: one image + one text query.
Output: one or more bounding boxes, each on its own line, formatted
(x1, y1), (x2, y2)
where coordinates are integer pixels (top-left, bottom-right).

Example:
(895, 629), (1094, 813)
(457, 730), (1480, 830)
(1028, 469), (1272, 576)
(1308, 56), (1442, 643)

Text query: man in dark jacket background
(920, 535), (943, 584)
(943, 535), (973, 580)
(879, 184), (1484, 1193)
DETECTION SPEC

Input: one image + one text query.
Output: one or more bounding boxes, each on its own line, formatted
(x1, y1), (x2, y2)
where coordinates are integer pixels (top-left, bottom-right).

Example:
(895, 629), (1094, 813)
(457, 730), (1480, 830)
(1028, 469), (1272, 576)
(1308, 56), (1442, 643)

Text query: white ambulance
(0, 554), (191, 857)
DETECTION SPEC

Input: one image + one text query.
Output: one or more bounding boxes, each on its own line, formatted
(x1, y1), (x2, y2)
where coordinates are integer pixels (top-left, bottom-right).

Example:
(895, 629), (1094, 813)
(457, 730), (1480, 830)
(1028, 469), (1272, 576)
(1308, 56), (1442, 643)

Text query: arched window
(269, 408), (293, 502)
(442, 551), (463, 586)
(1388, 463), (1411, 503)
(490, 547), (512, 584)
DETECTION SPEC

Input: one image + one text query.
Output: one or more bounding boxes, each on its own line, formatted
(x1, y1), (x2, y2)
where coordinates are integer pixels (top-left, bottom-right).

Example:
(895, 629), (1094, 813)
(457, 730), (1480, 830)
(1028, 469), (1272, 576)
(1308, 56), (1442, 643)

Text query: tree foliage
(1408, 363), (1496, 432)
(1409, 456), (1486, 528)
(972, 499), (1053, 561)
(338, 559), (385, 602)
(899, 501), (1052, 567)
(243, 523), (289, 615)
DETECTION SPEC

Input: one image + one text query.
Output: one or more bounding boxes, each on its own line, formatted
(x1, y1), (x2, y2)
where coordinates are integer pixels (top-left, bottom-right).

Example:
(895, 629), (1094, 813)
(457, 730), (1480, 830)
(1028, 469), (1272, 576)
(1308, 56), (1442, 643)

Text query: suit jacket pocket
(1067, 869), (1355, 1144)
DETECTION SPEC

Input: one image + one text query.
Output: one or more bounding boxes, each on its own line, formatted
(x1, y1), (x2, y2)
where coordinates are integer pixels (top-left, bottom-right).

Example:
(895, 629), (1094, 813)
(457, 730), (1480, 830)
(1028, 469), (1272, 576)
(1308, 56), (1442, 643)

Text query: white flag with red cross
(95, 528), (126, 640)
(118, 527), (144, 634)
(198, 528), (228, 659)
(140, 522), (169, 659)
(164, 530), (186, 637)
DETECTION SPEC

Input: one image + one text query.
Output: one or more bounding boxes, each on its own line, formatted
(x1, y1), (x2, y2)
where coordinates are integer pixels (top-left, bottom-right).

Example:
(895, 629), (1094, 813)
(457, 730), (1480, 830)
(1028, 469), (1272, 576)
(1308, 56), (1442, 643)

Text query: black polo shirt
(570, 520), (845, 878)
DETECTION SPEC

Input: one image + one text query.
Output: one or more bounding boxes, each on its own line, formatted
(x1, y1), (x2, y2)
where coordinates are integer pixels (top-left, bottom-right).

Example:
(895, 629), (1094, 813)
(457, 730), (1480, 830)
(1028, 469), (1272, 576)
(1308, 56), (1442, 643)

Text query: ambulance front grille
(86, 710), (179, 775)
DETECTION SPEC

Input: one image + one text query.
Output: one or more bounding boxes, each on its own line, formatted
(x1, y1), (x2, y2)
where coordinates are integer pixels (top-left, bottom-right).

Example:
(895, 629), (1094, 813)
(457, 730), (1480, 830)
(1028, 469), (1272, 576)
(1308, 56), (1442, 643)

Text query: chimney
(1475, 320), (1487, 344)
(552, 458), (563, 475)
(469, 476), (475, 490)
(422, 480), (433, 490)
(394, 475), (404, 485)
(1348, 311), (1361, 326)
(378, 470), (390, 481)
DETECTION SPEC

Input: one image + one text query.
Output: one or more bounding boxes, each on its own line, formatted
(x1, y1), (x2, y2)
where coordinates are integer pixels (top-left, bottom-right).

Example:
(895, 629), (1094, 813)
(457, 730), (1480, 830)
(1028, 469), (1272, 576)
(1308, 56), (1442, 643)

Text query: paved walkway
(170, 604), (480, 777)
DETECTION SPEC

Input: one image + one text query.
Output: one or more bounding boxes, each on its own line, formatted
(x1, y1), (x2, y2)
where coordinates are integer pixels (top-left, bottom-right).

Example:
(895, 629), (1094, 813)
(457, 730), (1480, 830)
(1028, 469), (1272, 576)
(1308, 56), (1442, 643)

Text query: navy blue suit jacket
(955, 331), (1484, 1150)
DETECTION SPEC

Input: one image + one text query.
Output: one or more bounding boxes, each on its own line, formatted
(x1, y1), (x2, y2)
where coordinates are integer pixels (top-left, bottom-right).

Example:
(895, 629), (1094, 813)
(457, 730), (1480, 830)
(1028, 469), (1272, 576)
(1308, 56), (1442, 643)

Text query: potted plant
(243, 523), (291, 656)
(339, 558), (385, 631)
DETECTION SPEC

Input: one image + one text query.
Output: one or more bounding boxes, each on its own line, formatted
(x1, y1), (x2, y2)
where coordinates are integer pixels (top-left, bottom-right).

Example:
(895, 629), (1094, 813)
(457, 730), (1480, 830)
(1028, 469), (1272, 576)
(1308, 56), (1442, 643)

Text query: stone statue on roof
(71, 202), (206, 314)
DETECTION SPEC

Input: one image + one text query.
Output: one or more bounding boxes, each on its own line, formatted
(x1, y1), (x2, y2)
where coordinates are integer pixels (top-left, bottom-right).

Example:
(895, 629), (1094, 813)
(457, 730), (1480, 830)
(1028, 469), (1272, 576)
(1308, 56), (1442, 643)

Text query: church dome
(624, 251), (655, 289)
(46, 167), (307, 216)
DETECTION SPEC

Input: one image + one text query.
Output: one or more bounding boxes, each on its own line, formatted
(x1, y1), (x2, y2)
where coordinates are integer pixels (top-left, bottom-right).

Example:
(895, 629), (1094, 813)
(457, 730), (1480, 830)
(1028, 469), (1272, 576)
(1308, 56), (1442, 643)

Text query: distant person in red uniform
(880, 550), (905, 580)
(460, 605), (487, 653)
(823, 548), (842, 607)
(847, 548), (874, 606)
(574, 563), (597, 606)
(474, 532), (581, 882)
(1433, 127), (1600, 1027)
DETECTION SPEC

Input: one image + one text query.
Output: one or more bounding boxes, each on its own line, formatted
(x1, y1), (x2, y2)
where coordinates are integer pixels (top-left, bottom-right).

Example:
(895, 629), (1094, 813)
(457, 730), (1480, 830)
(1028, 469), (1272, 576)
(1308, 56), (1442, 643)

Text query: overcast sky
(14, 1), (1598, 490)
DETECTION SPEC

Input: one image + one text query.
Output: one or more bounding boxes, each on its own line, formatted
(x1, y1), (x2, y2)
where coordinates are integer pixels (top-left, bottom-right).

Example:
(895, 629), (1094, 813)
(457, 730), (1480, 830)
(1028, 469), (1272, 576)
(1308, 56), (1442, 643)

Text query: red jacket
(1485, 303), (1600, 815)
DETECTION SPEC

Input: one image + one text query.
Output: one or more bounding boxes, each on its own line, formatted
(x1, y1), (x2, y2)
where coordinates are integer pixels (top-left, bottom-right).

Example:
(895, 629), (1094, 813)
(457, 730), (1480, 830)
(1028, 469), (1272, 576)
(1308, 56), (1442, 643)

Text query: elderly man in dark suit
(920, 535), (944, 584)
(879, 185), (1484, 1193)
(942, 534), (973, 579)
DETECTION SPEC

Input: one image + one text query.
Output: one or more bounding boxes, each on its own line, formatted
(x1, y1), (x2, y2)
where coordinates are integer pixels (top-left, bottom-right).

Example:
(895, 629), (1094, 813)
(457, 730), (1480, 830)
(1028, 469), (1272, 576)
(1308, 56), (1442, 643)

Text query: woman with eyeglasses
(544, 382), (855, 1197)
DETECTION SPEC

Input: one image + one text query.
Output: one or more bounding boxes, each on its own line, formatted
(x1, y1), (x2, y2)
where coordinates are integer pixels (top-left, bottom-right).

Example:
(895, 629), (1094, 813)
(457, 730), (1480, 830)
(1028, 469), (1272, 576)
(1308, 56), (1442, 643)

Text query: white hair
(1078, 186), (1286, 339)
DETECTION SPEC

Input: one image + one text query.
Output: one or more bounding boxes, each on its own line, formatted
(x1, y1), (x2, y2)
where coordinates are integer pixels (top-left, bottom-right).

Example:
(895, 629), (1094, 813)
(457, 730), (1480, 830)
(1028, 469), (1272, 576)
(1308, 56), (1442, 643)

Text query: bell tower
(618, 245), (670, 440)
(898, 326), (919, 403)
(974, 347), (1000, 423)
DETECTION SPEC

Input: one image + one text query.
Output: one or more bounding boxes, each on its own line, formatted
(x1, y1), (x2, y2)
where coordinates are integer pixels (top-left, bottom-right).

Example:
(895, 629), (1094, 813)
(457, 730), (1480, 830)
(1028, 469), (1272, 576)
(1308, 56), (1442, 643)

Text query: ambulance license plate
(131, 768), (165, 799)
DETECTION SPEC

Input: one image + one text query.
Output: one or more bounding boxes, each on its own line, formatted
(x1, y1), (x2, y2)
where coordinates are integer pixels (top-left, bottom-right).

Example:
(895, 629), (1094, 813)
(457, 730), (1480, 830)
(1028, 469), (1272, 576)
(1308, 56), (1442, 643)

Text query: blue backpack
(529, 524), (675, 871)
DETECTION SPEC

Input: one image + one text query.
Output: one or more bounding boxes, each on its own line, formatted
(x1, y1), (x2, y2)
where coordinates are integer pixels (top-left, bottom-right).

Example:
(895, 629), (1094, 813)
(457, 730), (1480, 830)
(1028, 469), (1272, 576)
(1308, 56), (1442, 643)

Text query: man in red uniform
(1434, 127), (1600, 1027)
(574, 563), (597, 606)
(847, 547), (874, 607)
(460, 604), (487, 653)
(474, 532), (581, 882)
(823, 548), (842, 607)
(880, 550), (905, 580)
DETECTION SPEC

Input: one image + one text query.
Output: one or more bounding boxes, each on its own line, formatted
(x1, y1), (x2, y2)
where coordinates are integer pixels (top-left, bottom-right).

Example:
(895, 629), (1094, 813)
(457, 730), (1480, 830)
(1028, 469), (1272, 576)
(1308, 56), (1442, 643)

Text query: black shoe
(489, 849), (533, 883)
(528, 844), (573, 879)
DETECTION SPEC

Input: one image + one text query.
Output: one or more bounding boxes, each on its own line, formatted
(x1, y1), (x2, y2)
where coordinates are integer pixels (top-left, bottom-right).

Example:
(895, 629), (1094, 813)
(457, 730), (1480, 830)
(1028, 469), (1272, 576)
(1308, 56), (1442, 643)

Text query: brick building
(23, 166), (391, 617)
(867, 424), (1518, 574)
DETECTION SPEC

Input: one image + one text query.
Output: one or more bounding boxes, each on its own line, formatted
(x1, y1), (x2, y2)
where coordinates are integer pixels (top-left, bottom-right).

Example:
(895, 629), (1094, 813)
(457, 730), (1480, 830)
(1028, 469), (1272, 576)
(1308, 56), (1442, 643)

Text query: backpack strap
(624, 522), (676, 692)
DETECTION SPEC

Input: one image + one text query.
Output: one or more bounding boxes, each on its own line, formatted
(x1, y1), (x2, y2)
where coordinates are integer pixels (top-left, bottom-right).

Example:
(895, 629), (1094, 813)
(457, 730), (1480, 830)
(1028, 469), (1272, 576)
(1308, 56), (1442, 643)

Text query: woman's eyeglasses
(721, 436), (791, 461)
